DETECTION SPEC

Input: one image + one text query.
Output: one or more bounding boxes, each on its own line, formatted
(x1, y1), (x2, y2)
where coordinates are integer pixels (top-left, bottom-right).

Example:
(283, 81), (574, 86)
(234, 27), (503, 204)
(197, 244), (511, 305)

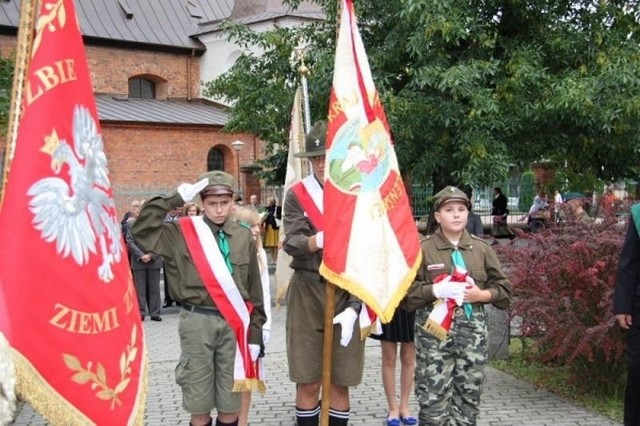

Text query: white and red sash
(178, 216), (264, 392)
(291, 175), (324, 231)
(292, 175), (381, 337)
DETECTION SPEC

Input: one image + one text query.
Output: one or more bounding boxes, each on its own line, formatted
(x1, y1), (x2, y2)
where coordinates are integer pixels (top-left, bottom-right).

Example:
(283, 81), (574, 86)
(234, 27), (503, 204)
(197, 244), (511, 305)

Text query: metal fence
(260, 181), (635, 226)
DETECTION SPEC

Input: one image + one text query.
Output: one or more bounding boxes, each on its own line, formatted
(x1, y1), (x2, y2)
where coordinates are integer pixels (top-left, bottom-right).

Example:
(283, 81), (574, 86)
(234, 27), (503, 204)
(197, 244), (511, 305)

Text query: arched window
(128, 78), (155, 99)
(207, 148), (224, 171)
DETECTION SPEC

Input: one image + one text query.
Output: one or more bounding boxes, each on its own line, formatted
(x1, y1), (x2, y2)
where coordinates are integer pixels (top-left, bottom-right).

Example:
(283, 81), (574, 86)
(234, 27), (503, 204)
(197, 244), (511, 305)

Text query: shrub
(520, 171), (534, 211)
(495, 206), (629, 390)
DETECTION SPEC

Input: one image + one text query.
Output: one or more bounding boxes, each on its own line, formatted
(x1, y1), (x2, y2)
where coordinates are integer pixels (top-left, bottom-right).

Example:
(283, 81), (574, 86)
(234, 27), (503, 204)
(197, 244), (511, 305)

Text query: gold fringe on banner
(12, 348), (148, 425)
(319, 249), (422, 324)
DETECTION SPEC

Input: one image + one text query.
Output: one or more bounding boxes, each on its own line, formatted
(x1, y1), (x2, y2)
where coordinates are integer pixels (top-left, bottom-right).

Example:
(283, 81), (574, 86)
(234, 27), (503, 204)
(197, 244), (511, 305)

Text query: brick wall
(0, 34), (269, 217)
(103, 123), (264, 215)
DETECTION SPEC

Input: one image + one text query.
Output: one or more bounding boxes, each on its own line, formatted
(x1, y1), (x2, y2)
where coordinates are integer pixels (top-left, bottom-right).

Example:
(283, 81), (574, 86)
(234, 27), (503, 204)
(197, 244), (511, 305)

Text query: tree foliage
(203, 0), (640, 191)
(0, 53), (14, 138)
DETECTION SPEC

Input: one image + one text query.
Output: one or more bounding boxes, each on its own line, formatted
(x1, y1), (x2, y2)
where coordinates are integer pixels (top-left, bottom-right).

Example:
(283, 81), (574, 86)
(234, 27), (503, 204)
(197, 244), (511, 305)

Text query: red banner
(0, 0), (146, 423)
(319, 0), (422, 323)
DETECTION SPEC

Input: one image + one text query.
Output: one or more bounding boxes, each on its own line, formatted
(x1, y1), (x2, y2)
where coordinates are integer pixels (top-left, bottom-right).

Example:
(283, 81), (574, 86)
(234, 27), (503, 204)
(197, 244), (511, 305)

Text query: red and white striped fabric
(319, 0), (422, 323)
(179, 216), (264, 392)
(423, 268), (468, 341)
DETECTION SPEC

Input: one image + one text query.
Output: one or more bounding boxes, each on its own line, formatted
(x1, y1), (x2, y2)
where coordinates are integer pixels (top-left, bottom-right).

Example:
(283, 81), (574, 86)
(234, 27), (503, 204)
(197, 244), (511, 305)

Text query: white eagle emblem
(27, 105), (123, 283)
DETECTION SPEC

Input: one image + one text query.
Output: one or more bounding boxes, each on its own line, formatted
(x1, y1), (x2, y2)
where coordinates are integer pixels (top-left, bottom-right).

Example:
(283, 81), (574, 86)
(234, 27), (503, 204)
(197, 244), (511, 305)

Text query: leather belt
(182, 303), (222, 316)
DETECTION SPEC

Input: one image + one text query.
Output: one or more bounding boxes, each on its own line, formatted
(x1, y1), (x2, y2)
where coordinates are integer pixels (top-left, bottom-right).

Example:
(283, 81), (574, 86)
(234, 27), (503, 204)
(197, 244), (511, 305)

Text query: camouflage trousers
(414, 305), (488, 425)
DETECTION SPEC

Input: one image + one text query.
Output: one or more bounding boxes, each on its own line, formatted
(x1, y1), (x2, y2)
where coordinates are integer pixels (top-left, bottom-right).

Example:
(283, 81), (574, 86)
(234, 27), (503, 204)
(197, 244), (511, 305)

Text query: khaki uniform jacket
(132, 191), (265, 345)
(405, 228), (511, 312)
(282, 181), (358, 305)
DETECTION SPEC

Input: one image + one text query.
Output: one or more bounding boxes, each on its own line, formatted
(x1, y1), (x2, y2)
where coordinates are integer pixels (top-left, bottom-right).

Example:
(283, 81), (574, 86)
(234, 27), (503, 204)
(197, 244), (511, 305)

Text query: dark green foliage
(520, 171), (534, 211)
(0, 53), (14, 138)
(204, 0), (640, 192)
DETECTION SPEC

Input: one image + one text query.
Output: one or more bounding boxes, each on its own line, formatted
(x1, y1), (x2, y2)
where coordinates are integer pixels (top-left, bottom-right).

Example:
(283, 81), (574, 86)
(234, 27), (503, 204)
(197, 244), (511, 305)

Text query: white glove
(262, 329), (270, 345)
(249, 344), (261, 362)
(315, 231), (324, 249)
(332, 307), (358, 347)
(433, 280), (464, 306)
(177, 178), (209, 202)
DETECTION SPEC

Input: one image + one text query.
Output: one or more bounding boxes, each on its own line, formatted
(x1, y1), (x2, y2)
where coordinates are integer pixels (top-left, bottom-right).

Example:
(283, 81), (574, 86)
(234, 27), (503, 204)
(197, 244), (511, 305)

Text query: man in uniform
(614, 203), (640, 426)
(283, 121), (365, 426)
(133, 171), (265, 426)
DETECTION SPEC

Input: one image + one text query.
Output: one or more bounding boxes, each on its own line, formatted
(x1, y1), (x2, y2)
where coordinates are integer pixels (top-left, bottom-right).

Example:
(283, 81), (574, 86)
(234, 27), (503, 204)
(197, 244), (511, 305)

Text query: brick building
(0, 0), (322, 214)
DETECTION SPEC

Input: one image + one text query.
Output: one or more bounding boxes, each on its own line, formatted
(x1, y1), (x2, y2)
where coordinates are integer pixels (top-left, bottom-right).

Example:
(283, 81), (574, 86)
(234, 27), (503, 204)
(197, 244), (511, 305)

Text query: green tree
(0, 53), (14, 138)
(204, 0), (640, 192)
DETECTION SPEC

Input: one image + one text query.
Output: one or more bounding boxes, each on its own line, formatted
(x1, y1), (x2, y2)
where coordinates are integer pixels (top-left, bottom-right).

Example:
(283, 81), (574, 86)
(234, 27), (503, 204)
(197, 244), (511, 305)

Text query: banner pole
(320, 281), (336, 426)
(1, 0), (39, 208)
(321, 3), (343, 424)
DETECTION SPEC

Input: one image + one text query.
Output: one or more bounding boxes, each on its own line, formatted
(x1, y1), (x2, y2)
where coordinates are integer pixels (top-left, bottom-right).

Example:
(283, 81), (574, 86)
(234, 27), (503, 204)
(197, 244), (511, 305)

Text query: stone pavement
(11, 302), (621, 426)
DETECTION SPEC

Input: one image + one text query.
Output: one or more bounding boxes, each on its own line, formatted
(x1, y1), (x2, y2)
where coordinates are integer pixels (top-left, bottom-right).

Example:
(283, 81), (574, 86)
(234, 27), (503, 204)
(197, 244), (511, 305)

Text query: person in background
(183, 202), (201, 217)
(491, 187), (513, 238)
(233, 206), (272, 426)
(527, 191), (548, 225)
(369, 306), (417, 426)
(614, 202), (640, 426)
(283, 121), (365, 426)
(249, 194), (260, 211)
(163, 202), (184, 308)
(462, 186), (483, 237)
(405, 186), (511, 425)
(263, 196), (281, 264)
(124, 199), (163, 321)
(132, 171), (265, 426)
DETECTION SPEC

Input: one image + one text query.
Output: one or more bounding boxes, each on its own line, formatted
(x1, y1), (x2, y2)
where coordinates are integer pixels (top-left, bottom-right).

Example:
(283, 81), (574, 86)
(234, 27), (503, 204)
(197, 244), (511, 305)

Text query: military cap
(197, 170), (235, 196)
(433, 186), (470, 210)
(295, 120), (327, 158)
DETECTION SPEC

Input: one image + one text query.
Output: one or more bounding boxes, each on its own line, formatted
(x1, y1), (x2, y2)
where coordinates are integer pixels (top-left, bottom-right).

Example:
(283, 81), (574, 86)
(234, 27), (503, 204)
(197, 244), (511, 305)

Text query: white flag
(275, 87), (307, 305)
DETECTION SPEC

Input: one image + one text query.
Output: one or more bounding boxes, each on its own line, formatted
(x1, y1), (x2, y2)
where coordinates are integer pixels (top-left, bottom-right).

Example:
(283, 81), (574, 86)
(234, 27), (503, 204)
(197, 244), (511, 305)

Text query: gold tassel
(422, 318), (448, 341)
(232, 379), (267, 394)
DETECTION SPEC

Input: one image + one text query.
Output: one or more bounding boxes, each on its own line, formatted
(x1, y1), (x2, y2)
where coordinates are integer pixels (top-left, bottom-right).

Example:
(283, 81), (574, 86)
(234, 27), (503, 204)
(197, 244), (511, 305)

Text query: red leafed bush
(495, 204), (629, 386)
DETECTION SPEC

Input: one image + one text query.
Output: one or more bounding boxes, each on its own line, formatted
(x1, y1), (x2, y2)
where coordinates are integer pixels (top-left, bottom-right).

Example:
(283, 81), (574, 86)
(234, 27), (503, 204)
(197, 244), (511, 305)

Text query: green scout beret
(197, 170), (235, 196)
(295, 120), (327, 158)
(434, 186), (470, 210)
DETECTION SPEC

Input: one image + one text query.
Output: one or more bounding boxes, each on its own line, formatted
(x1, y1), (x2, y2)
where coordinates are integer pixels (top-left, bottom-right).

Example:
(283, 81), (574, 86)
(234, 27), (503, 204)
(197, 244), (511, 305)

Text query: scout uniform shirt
(405, 228), (512, 312)
(132, 191), (266, 345)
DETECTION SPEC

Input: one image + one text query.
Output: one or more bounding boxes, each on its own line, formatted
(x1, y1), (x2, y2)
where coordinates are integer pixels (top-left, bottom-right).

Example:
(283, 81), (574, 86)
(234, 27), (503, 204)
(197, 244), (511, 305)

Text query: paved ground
(11, 299), (621, 425)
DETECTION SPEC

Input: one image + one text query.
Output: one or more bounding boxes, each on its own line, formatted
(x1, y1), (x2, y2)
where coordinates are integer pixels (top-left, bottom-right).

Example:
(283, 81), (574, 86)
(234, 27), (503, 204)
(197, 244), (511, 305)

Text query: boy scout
(405, 186), (511, 425)
(133, 171), (265, 426)
(283, 121), (365, 426)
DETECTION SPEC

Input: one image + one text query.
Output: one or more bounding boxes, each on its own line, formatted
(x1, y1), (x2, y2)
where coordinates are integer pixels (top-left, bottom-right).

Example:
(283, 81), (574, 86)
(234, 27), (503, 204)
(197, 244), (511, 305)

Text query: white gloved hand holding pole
(332, 307), (358, 347)
(177, 178), (209, 202)
(249, 344), (261, 362)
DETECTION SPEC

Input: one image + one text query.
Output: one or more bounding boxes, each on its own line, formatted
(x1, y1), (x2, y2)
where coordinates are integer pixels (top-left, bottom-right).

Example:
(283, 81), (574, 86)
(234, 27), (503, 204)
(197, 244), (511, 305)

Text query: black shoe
(151, 316), (162, 322)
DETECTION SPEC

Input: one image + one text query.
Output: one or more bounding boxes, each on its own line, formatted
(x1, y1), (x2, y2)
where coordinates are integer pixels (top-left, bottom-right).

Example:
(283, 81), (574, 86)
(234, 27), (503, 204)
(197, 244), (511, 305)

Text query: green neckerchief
(451, 248), (473, 319)
(631, 204), (640, 237)
(217, 229), (233, 274)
